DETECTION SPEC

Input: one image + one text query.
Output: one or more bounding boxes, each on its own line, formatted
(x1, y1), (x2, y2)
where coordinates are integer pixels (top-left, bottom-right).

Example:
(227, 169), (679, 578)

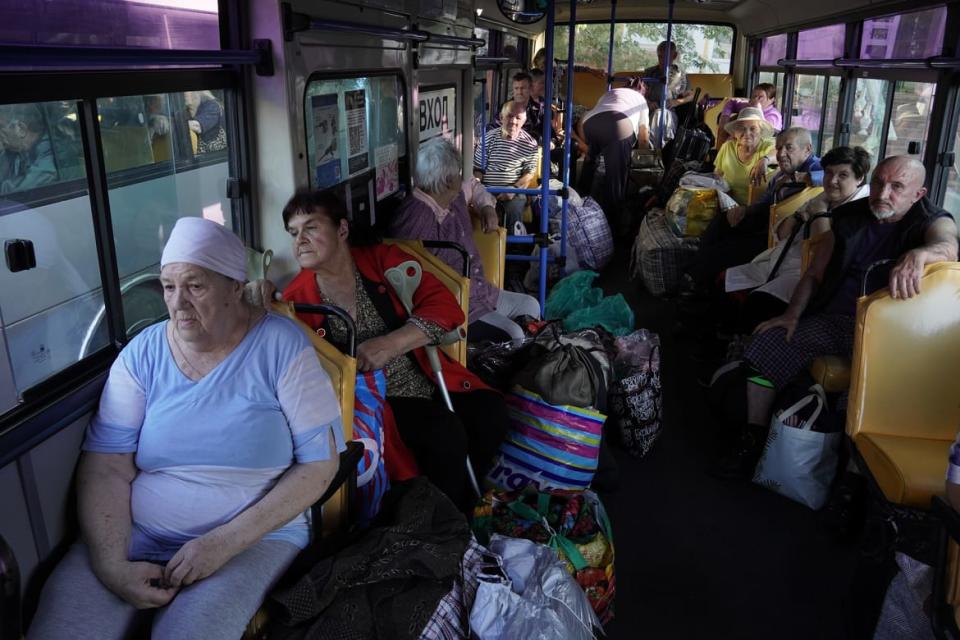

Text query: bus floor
(591, 249), (862, 639)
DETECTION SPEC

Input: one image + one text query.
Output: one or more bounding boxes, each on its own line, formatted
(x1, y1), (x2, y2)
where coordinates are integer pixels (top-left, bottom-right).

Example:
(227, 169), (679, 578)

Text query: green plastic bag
(545, 271), (603, 321)
(564, 294), (635, 336)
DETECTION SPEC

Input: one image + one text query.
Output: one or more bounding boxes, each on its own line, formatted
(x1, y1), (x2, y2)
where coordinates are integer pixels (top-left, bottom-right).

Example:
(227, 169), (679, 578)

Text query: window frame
(553, 19), (738, 76)
(0, 1), (255, 438)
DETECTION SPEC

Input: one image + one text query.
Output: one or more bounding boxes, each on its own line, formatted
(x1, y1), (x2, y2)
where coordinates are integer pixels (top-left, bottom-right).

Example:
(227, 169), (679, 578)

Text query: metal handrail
(294, 15), (484, 49)
(292, 303), (357, 357)
(777, 56), (960, 70)
(0, 43), (269, 71)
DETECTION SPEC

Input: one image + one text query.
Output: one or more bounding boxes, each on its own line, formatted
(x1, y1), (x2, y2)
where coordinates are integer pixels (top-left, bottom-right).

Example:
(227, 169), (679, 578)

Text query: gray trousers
(28, 539), (299, 640)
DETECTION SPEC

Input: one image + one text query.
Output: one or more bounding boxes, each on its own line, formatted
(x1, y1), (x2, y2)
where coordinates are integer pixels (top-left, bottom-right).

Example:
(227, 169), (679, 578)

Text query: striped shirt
(474, 128), (539, 187)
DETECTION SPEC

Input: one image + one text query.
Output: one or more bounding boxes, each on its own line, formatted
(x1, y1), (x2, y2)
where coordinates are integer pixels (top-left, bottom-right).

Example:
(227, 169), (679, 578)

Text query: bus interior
(1, 0), (960, 637)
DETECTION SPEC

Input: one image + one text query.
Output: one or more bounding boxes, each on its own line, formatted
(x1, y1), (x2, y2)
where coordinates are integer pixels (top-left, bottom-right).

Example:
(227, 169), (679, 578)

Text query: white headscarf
(160, 217), (246, 282)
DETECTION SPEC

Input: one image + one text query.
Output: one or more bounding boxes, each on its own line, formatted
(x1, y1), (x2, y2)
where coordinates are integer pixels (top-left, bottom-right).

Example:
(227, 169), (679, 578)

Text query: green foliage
(553, 22), (733, 74)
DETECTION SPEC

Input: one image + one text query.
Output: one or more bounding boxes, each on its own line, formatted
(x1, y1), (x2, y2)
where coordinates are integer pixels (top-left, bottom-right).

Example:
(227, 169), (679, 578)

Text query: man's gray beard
(870, 205), (896, 220)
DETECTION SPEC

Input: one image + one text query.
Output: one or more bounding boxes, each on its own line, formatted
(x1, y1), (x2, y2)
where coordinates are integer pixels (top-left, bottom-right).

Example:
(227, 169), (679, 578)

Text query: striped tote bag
(487, 387), (606, 493)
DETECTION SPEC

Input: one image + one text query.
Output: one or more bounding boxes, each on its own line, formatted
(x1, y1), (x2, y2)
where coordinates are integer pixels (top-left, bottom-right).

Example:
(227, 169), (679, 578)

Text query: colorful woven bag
(353, 370), (390, 523)
(487, 387), (606, 492)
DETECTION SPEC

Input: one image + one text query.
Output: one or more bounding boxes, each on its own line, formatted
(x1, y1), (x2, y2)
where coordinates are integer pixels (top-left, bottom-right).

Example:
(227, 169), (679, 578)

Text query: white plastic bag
(752, 385), (841, 509)
(469, 535), (599, 640)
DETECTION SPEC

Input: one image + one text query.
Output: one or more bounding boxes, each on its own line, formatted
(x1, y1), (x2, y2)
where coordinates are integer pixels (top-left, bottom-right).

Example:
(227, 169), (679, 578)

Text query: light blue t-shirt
(84, 313), (345, 562)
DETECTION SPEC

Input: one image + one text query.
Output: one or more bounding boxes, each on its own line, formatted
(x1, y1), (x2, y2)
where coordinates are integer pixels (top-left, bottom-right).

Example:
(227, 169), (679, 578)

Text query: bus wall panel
(0, 461), (39, 596)
(30, 417), (86, 555)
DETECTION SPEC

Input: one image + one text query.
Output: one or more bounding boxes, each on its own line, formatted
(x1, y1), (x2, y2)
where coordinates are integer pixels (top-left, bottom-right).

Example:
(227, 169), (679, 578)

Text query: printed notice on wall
(345, 89), (369, 175)
(418, 86), (457, 146)
(311, 94), (340, 188)
(375, 143), (399, 201)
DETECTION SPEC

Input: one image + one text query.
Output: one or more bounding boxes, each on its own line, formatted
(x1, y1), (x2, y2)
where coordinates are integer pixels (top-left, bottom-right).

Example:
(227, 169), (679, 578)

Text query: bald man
(717, 156), (958, 478)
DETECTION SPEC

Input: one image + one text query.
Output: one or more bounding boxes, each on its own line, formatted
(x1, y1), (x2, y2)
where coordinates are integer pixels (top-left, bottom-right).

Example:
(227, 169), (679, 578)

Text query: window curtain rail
(777, 55), (960, 70)
(0, 43), (273, 75)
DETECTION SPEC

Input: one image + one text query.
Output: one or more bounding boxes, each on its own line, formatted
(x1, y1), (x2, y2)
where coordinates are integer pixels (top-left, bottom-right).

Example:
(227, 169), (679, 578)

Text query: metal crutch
(384, 260), (482, 498)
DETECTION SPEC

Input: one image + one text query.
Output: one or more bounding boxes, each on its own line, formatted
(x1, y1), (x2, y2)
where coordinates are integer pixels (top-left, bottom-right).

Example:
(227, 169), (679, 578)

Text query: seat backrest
(703, 97), (731, 146)
(471, 224), (507, 289)
(381, 239), (470, 365)
(768, 187), (823, 248)
(846, 262), (960, 442)
(687, 74), (734, 102)
(270, 301), (356, 536)
(800, 229), (830, 274)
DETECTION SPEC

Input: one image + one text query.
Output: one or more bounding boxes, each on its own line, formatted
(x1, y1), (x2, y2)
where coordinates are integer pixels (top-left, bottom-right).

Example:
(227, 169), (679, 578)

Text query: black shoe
(711, 423), (768, 481)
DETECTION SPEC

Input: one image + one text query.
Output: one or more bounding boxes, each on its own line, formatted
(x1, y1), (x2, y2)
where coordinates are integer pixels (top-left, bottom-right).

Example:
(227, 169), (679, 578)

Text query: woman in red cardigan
(280, 190), (507, 509)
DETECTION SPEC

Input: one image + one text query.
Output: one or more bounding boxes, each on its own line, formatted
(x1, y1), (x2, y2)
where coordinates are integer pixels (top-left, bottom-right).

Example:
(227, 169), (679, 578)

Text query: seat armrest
(309, 441), (364, 533)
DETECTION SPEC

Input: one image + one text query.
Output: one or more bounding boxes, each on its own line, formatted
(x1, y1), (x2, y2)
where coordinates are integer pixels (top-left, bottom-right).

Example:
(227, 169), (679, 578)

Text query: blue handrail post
(559, 0), (576, 278)
(538, 0), (556, 314)
(659, 0), (675, 150)
(606, 0), (617, 91)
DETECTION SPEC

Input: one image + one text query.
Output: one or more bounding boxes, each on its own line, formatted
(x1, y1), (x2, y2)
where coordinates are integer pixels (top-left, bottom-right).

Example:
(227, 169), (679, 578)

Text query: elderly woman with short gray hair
(390, 138), (540, 342)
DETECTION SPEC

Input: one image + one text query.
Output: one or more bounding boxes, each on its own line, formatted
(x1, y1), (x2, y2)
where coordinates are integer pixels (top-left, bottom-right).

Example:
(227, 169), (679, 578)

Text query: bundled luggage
(630, 207), (700, 296)
(472, 487), (616, 625)
(607, 329), (663, 458)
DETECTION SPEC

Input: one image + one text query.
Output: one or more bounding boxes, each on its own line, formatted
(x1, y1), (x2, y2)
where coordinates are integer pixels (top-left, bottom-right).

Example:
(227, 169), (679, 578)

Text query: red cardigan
(282, 243), (489, 393)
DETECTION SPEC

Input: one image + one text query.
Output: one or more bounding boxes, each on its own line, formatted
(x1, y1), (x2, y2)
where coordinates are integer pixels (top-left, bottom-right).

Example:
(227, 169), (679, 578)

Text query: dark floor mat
(592, 247), (859, 640)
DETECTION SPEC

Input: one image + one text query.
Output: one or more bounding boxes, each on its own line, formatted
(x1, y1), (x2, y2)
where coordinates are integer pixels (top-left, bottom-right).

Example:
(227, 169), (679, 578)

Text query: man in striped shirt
(473, 100), (539, 233)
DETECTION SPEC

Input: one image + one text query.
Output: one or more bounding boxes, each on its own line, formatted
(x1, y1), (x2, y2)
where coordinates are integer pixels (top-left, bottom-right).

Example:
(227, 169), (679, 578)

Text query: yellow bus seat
(809, 355), (851, 393)
(768, 187), (823, 248)
(703, 97), (730, 146)
(270, 300), (356, 533)
(846, 262), (960, 509)
(382, 239), (470, 366)
(687, 74), (734, 102)
(470, 222), (507, 289)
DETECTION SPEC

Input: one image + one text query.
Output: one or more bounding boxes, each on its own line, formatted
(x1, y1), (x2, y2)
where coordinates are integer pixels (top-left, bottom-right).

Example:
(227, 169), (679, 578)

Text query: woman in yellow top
(713, 107), (776, 205)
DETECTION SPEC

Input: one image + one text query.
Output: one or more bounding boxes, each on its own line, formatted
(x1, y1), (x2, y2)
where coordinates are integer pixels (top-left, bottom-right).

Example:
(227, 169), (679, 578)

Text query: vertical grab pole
(559, 0), (576, 277)
(660, 0), (675, 150)
(606, 0), (617, 91)
(479, 78), (487, 169)
(538, 0), (556, 314)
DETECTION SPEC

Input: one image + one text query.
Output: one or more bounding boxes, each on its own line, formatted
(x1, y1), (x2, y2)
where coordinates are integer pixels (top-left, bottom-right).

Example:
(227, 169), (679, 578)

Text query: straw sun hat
(724, 106), (774, 137)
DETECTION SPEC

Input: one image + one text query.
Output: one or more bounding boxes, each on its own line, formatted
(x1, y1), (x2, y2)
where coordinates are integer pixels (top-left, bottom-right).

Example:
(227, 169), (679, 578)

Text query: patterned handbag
(607, 330), (663, 458)
(353, 370), (390, 523)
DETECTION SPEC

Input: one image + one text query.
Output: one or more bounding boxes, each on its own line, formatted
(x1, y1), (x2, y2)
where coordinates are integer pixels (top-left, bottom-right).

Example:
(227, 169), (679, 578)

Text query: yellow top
(714, 137), (775, 205)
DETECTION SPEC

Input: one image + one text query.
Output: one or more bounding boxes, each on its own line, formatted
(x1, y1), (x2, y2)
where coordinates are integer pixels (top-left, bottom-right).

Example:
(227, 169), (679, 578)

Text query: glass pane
(553, 23), (734, 74)
(850, 78), (891, 164)
(502, 34), (521, 63)
(305, 76), (406, 195)
(797, 24), (845, 60)
(475, 28), (489, 57)
(861, 6), (947, 59)
(886, 81), (937, 158)
(757, 72), (783, 106)
(821, 76), (842, 153)
(945, 127), (960, 227)
(99, 90), (234, 343)
(792, 75), (826, 150)
(0, 100), (108, 395)
(0, 0), (220, 50)
(760, 34), (787, 66)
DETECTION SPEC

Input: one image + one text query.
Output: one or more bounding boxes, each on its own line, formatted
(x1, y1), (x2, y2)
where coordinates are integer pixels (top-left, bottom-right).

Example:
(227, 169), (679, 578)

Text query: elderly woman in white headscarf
(29, 218), (344, 640)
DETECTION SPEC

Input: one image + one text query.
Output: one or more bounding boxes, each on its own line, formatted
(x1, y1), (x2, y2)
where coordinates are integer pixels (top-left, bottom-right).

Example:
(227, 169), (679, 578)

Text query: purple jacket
(389, 184), (499, 323)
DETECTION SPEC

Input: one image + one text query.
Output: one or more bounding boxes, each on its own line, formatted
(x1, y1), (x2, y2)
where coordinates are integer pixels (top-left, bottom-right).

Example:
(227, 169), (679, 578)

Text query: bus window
(850, 78), (890, 163)
(860, 6), (947, 60)
(304, 75), (406, 199)
(886, 81), (937, 158)
(99, 89), (233, 337)
(820, 77), (841, 153)
(759, 34), (787, 67)
(0, 101), (105, 394)
(945, 127), (960, 221)
(554, 23), (734, 74)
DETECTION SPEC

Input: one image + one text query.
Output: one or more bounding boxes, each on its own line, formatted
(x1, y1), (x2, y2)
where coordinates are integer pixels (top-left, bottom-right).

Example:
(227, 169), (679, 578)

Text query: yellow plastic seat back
(768, 187), (823, 248)
(687, 74), (734, 102)
(703, 97), (730, 146)
(270, 300), (356, 535)
(382, 240), (470, 365)
(471, 224), (507, 289)
(846, 262), (960, 507)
